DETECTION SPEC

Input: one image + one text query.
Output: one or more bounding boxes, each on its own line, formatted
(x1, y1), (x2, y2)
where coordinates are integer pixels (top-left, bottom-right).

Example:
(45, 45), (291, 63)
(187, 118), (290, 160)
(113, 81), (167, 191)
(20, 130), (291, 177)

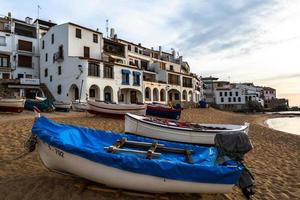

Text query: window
(225, 92), (227, 96)
(141, 60), (148, 70)
(221, 97), (224, 102)
(183, 77), (192, 88)
(229, 92), (232, 96)
(93, 34), (98, 43)
(134, 60), (139, 67)
(228, 97), (231, 102)
(42, 40), (44, 49)
(84, 46), (90, 58)
(51, 34), (54, 44)
(50, 75), (52, 82)
(168, 73), (180, 85)
(88, 63), (100, 77)
(44, 68), (48, 77)
(128, 45), (131, 51)
(233, 97), (236, 102)
(103, 65), (113, 78)
(238, 97), (241, 102)
(58, 66), (62, 75)
(219, 92), (223, 96)
(18, 55), (32, 68)
(45, 53), (48, 62)
(0, 36), (6, 46)
(170, 65), (174, 71)
(25, 74), (32, 78)
(18, 40), (32, 52)
(145, 89), (150, 99)
(134, 46), (138, 53)
(17, 74), (24, 79)
(0, 56), (9, 67)
(235, 91), (238, 96)
(76, 28), (81, 38)
(57, 85), (62, 94)
(52, 54), (55, 63)
(133, 71), (140, 86)
(121, 69), (130, 85)
(2, 73), (10, 79)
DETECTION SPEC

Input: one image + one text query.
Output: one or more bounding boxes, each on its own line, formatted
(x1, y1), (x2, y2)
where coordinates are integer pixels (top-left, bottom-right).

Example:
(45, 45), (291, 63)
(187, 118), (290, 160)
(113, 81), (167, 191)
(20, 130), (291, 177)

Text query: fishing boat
(125, 113), (250, 145)
(0, 98), (25, 113)
(87, 99), (146, 117)
(146, 104), (182, 120)
(53, 101), (72, 112)
(71, 101), (87, 111)
(31, 116), (244, 193)
(25, 97), (55, 112)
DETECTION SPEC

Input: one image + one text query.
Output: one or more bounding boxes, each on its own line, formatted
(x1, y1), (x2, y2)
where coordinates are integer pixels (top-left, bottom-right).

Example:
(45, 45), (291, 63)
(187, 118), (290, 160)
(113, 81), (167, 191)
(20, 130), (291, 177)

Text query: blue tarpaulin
(32, 117), (243, 184)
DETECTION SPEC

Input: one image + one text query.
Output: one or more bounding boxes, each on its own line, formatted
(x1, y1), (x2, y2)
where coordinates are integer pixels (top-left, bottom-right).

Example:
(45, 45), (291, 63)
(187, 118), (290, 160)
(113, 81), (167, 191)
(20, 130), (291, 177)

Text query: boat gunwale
(126, 113), (249, 133)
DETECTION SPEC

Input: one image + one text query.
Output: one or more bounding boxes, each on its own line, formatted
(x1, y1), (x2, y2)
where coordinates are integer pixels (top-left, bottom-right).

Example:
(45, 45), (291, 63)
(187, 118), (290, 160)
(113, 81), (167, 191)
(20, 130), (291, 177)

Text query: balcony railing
(17, 44), (35, 53)
(0, 42), (7, 46)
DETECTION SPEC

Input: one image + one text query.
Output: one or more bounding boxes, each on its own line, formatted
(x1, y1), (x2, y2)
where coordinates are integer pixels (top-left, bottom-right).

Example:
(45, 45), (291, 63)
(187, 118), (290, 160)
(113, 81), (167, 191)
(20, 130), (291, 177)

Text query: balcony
(54, 51), (64, 62)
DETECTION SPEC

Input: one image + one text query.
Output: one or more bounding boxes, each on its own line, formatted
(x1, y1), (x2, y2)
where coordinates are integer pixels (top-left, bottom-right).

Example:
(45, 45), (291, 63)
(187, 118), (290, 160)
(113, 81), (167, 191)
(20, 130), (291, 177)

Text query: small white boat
(87, 100), (146, 118)
(53, 101), (72, 112)
(72, 101), (88, 111)
(0, 97), (25, 113)
(125, 113), (250, 145)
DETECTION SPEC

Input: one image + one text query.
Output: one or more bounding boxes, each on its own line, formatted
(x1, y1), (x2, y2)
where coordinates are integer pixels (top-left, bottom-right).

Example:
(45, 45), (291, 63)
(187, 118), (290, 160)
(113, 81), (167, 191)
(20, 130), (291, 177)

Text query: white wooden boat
(53, 101), (72, 112)
(125, 113), (250, 145)
(71, 101), (87, 111)
(32, 116), (244, 194)
(87, 100), (146, 117)
(0, 98), (25, 113)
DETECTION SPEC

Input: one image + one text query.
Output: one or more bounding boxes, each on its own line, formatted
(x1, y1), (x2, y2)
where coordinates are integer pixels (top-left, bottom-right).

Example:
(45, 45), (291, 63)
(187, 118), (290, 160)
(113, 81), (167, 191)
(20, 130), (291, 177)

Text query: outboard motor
(215, 132), (255, 199)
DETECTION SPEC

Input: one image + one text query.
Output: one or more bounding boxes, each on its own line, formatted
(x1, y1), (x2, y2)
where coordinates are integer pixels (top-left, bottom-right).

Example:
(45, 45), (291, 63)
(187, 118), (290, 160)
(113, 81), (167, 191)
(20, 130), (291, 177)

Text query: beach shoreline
(0, 108), (299, 200)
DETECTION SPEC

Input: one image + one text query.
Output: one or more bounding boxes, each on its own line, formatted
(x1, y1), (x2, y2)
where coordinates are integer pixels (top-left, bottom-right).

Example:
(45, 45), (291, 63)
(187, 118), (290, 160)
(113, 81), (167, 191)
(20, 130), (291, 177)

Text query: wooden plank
(105, 146), (161, 157)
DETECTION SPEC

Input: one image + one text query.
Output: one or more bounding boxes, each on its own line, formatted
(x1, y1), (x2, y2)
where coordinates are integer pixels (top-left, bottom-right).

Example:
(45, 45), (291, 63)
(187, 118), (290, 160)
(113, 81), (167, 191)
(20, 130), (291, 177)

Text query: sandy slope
(0, 108), (299, 200)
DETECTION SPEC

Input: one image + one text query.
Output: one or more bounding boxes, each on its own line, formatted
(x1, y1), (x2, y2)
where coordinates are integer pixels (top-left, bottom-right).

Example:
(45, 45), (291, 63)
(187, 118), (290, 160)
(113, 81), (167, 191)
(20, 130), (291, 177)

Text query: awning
(122, 69), (131, 74)
(133, 71), (141, 76)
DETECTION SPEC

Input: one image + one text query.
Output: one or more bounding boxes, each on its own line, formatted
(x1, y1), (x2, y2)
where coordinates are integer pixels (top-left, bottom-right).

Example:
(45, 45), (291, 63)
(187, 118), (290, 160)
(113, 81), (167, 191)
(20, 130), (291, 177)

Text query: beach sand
(0, 108), (299, 200)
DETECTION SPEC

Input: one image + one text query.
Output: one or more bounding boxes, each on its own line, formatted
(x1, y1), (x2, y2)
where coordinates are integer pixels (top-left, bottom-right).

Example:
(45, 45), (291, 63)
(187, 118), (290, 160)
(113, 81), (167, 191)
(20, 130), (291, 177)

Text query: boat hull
(0, 99), (25, 113)
(87, 100), (146, 118)
(54, 102), (71, 112)
(37, 139), (234, 193)
(125, 113), (250, 145)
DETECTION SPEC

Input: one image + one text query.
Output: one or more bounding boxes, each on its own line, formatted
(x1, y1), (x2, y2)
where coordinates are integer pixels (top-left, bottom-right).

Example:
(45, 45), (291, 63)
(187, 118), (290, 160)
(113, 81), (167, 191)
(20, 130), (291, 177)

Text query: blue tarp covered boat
(32, 116), (243, 193)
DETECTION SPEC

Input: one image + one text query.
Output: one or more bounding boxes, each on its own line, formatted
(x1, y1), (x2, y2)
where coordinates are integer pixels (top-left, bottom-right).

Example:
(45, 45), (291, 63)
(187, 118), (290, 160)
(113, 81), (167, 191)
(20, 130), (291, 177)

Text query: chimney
(8, 12), (11, 19)
(25, 17), (32, 24)
(110, 28), (115, 39)
(179, 56), (183, 64)
(159, 46), (162, 56)
(113, 34), (118, 39)
(172, 49), (176, 58)
(138, 43), (141, 46)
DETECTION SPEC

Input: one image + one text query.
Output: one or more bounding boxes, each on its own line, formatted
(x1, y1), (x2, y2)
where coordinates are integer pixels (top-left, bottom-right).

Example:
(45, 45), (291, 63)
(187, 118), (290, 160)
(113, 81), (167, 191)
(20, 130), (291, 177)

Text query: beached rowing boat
(71, 101), (87, 111)
(125, 113), (250, 145)
(146, 104), (182, 120)
(31, 116), (243, 193)
(87, 99), (146, 117)
(53, 101), (72, 112)
(0, 98), (25, 113)
(25, 98), (55, 112)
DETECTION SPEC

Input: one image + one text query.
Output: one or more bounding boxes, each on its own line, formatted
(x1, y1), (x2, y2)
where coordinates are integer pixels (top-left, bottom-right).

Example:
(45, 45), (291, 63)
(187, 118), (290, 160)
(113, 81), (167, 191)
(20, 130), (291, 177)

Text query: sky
(1, 0), (300, 106)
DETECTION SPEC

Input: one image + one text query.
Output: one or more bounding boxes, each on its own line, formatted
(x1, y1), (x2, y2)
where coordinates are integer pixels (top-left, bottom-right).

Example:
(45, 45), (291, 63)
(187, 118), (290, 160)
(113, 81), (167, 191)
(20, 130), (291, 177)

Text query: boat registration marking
(48, 145), (64, 158)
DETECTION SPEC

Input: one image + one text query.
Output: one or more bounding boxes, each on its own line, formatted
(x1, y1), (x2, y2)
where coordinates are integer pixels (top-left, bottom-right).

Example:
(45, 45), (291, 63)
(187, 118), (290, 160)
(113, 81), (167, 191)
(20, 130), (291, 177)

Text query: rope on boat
(0, 133), (37, 164)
